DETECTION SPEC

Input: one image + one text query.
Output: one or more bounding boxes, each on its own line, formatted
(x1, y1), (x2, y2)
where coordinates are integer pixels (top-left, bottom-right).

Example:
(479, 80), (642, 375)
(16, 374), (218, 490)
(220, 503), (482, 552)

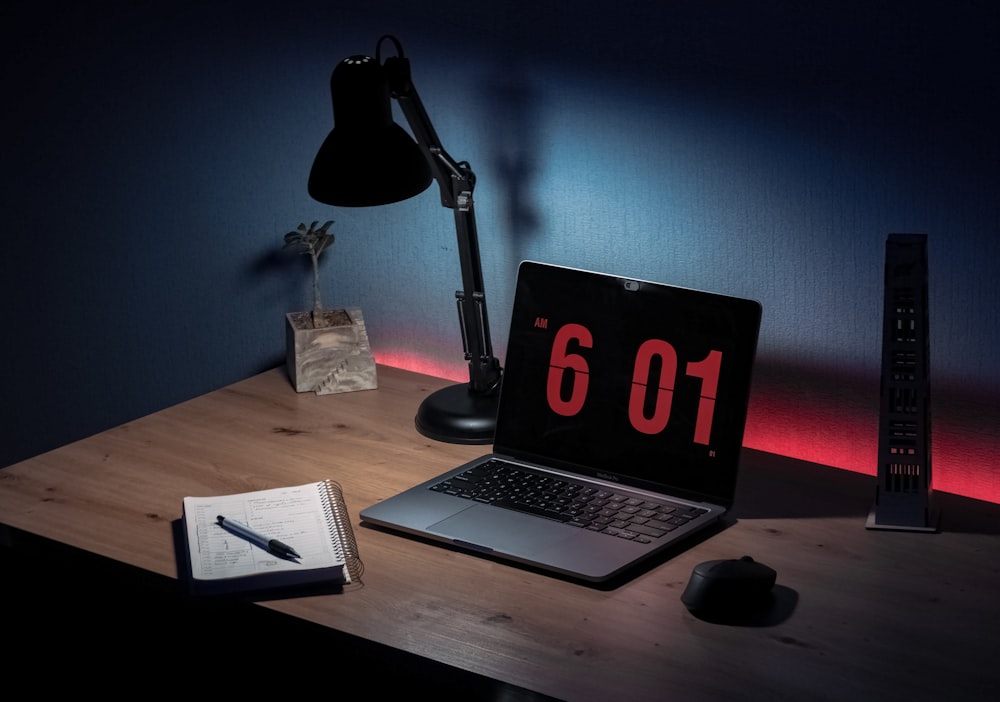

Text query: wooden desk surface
(2, 365), (998, 700)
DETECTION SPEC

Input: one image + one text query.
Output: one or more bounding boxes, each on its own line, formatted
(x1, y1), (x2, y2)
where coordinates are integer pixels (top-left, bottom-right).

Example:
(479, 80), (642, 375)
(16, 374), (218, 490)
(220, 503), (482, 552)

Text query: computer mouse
(681, 555), (777, 617)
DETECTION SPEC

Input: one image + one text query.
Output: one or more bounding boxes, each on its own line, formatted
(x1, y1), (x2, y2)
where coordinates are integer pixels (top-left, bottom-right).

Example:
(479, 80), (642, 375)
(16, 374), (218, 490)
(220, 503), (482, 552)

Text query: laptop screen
(494, 261), (762, 506)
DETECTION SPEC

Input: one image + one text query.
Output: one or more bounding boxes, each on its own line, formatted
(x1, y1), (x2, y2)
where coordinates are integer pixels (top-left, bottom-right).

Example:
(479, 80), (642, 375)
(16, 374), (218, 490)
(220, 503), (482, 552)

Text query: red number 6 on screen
(546, 323), (722, 445)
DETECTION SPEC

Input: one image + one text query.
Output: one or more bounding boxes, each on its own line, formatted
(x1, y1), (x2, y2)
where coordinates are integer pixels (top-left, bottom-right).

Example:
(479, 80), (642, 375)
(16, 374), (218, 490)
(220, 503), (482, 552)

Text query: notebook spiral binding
(321, 479), (365, 587)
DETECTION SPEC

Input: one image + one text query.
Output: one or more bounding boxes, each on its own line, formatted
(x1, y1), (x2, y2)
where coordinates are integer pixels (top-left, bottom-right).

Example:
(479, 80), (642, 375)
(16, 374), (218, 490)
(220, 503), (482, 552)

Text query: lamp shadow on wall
(477, 66), (542, 249)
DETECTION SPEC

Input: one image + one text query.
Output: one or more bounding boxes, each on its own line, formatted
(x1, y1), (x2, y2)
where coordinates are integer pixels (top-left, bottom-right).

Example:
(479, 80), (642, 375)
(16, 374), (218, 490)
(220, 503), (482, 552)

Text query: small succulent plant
(284, 220), (335, 328)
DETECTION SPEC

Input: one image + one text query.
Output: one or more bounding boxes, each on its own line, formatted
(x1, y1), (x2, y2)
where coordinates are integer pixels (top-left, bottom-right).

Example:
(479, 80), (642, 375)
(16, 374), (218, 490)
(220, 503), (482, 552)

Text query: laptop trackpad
(428, 505), (573, 556)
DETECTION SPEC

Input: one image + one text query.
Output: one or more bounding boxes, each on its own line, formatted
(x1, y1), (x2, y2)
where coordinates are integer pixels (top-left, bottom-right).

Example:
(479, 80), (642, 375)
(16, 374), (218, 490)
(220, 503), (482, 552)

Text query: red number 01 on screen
(546, 323), (722, 445)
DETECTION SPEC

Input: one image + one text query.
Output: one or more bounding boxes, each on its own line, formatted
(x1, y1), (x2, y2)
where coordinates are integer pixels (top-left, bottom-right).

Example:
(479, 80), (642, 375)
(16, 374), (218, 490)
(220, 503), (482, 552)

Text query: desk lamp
(308, 35), (503, 444)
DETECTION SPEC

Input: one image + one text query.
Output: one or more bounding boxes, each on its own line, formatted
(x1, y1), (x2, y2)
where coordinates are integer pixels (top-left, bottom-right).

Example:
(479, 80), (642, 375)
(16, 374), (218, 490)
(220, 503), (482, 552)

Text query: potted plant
(283, 220), (377, 395)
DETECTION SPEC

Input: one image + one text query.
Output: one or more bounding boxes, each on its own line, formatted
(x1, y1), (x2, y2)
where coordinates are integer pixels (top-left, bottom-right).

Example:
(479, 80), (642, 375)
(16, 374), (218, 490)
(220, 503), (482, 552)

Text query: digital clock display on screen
(493, 262), (761, 504)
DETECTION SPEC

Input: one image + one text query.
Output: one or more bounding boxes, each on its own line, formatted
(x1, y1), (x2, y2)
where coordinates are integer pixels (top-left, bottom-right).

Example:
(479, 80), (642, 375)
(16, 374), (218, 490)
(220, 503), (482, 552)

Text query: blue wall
(3, 1), (998, 501)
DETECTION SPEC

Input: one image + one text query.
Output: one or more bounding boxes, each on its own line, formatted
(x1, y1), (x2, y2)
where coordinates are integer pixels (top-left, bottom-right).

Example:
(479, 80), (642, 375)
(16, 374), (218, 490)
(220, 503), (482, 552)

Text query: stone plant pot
(285, 306), (377, 395)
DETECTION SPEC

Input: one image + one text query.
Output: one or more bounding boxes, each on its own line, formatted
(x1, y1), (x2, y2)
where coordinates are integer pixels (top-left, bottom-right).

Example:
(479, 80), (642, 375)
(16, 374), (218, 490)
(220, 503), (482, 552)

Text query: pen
(216, 515), (302, 559)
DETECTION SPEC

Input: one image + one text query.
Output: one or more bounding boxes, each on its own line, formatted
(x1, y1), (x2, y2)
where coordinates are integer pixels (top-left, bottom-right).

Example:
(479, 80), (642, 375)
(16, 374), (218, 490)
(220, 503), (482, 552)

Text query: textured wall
(2, 2), (997, 502)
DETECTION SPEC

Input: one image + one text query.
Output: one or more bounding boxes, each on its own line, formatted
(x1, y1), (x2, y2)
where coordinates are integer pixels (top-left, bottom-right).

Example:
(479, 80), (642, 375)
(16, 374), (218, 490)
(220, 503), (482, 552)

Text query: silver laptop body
(361, 261), (762, 583)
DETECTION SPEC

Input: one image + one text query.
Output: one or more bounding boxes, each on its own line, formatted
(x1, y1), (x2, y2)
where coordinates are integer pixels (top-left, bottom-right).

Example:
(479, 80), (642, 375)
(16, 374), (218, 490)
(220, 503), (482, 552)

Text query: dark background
(2, 1), (997, 502)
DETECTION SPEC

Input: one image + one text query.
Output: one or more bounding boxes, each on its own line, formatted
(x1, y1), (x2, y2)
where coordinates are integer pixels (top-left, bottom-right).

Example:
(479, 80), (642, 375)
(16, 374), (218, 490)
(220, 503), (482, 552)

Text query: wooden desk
(2, 366), (998, 700)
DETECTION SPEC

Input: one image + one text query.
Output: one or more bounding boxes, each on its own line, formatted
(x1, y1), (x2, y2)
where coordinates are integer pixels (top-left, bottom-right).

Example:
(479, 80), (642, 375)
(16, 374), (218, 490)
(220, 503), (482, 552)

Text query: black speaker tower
(867, 233), (939, 531)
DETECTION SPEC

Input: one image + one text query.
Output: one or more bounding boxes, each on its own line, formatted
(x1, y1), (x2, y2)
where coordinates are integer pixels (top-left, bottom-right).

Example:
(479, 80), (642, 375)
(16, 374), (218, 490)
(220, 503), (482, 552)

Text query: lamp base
(414, 383), (499, 445)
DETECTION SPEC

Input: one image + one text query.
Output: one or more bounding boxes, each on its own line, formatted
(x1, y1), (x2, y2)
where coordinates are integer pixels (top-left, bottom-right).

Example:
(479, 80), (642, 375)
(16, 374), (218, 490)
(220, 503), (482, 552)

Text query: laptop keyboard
(429, 459), (709, 543)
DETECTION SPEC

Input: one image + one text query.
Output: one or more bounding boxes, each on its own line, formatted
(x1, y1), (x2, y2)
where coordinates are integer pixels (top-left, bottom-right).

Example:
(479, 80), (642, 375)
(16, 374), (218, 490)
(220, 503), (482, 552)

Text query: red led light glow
(377, 351), (999, 505)
(743, 396), (1000, 505)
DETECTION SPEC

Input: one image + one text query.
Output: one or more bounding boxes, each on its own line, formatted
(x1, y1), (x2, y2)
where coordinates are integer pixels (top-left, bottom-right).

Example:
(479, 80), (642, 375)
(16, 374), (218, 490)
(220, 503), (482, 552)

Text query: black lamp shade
(308, 55), (432, 207)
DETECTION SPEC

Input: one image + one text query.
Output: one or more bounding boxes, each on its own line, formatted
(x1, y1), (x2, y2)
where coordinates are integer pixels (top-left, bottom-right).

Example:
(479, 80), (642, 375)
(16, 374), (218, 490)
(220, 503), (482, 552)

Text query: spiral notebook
(180, 479), (363, 596)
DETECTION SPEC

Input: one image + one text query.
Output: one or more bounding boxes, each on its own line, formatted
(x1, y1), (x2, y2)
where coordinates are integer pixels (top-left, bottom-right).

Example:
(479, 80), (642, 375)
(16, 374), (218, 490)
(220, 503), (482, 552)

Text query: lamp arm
(382, 51), (502, 395)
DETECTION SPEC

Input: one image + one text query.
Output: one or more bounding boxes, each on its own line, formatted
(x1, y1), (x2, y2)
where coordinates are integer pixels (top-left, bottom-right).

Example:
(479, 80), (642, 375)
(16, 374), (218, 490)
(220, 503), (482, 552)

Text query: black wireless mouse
(681, 555), (777, 618)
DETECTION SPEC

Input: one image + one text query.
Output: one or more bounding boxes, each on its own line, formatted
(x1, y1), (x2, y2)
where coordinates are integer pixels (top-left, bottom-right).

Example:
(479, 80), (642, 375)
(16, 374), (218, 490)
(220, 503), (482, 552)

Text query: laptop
(360, 260), (762, 582)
